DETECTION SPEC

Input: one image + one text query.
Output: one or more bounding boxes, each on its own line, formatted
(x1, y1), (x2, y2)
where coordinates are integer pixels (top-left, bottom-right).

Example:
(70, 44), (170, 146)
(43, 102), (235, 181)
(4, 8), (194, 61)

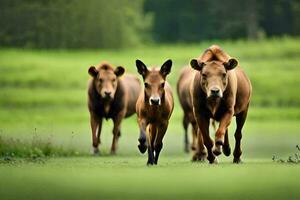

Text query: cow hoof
(138, 137), (146, 144)
(233, 157), (242, 164)
(191, 154), (198, 162)
(192, 157), (206, 162)
(209, 157), (218, 164)
(192, 152), (206, 162)
(138, 144), (147, 154)
(215, 138), (223, 146)
(110, 150), (116, 155)
(213, 147), (222, 156)
(197, 156), (206, 162)
(213, 144), (222, 156)
(222, 146), (231, 156)
(93, 148), (100, 156)
(147, 161), (154, 166)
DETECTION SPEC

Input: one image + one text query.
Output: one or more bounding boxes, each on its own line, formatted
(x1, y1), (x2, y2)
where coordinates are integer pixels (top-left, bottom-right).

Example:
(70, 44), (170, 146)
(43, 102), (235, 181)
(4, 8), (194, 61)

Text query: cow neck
(100, 97), (113, 117)
(207, 97), (221, 117)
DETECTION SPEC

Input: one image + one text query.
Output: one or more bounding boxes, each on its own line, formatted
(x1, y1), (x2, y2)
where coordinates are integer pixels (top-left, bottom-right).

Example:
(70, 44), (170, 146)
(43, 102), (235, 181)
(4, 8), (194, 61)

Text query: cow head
(190, 58), (238, 98)
(88, 63), (125, 101)
(136, 59), (172, 106)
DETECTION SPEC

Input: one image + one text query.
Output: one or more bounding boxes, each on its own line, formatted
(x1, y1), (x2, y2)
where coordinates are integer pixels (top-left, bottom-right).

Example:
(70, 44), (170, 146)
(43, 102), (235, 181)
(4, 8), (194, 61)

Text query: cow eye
(202, 74), (207, 79)
(112, 78), (116, 82)
(222, 73), (226, 78)
(99, 78), (103, 83)
(144, 82), (149, 88)
(160, 82), (165, 88)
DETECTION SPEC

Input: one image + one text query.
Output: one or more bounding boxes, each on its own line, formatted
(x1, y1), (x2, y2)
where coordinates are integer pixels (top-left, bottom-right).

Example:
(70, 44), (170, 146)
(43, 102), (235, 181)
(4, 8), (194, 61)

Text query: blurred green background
(0, 1), (300, 200)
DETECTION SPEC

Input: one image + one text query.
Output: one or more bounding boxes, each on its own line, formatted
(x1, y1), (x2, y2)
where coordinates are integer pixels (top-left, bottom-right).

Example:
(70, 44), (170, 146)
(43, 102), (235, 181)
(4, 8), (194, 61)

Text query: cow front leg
(222, 129), (231, 156)
(195, 114), (215, 163)
(192, 127), (207, 162)
(111, 113), (124, 155)
(154, 122), (168, 165)
(213, 110), (233, 156)
(90, 114), (102, 155)
(146, 124), (155, 165)
(137, 118), (147, 154)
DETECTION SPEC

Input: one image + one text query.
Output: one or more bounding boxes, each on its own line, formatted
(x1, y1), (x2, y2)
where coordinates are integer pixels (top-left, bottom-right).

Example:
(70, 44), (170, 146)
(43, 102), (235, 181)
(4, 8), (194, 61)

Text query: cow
(87, 61), (141, 155)
(177, 67), (198, 154)
(135, 59), (174, 165)
(190, 45), (252, 164)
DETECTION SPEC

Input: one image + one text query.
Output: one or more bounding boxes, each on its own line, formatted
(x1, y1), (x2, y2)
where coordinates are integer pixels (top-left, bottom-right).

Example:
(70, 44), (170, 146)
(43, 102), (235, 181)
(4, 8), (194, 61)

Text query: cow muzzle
(208, 87), (222, 98)
(149, 97), (161, 106)
(102, 90), (113, 100)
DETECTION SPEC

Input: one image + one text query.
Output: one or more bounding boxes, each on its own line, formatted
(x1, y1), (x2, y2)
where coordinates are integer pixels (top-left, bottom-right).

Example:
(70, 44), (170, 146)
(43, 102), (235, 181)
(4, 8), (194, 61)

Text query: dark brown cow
(87, 62), (141, 155)
(135, 59), (174, 165)
(177, 67), (198, 153)
(190, 45), (252, 164)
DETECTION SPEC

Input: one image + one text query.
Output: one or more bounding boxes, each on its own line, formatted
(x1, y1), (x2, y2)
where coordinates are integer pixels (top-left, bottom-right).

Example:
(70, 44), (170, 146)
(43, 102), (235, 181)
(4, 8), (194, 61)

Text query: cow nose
(104, 91), (111, 97)
(211, 88), (220, 96)
(150, 98), (160, 106)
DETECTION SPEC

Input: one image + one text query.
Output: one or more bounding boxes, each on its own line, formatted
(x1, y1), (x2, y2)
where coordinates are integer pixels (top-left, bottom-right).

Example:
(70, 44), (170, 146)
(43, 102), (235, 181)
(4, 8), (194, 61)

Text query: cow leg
(191, 122), (197, 151)
(196, 115), (215, 163)
(154, 123), (167, 165)
(214, 110), (234, 156)
(222, 129), (231, 156)
(192, 127), (207, 162)
(146, 124), (155, 165)
(233, 108), (248, 163)
(137, 118), (147, 154)
(96, 118), (103, 154)
(90, 114), (102, 155)
(183, 113), (189, 153)
(111, 113), (124, 155)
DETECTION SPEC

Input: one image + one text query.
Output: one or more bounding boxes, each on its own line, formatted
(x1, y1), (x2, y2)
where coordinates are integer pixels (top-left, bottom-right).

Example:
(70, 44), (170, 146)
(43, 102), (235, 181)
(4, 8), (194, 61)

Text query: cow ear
(114, 66), (125, 77)
(88, 66), (98, 77)
(160, 59), (172, 77)
(136, 59), (148, 78)
(190, 59), (205, 71)
(223, 58), (238, 70)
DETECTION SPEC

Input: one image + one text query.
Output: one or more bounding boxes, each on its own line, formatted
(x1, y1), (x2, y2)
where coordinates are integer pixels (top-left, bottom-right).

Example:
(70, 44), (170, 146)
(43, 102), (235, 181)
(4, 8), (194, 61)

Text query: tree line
(0, 0), (299, 49)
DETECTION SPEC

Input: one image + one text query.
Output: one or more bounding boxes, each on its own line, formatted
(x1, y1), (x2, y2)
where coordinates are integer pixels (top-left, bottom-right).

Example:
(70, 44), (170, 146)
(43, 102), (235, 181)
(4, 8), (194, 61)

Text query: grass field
(0, 37), (300, 200)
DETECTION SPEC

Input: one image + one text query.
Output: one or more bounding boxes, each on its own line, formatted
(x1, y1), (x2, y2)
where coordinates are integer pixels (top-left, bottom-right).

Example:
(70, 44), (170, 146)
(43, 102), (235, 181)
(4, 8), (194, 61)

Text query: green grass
(0, 37), (300, 200)
(0, 157), (300, 200)
(0, 37), (300, 108)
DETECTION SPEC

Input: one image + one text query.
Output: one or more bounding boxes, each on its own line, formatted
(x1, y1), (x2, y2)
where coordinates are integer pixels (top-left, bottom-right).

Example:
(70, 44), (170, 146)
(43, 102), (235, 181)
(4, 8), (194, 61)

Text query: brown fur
(176, 67), (198, 153)
(177, 67), (217, 158)
(135, 59), (174, 165)
(190, 45), (252, 164)
(87, 61), (141, 155)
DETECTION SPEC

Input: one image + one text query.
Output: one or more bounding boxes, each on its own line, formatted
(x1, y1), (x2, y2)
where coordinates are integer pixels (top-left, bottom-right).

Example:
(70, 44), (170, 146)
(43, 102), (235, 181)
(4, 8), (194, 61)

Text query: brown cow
(87, 62), (141, 155)
(177, 67), (198, 153)
(190, 45), (252, 164)
(135, 59), (174, 165)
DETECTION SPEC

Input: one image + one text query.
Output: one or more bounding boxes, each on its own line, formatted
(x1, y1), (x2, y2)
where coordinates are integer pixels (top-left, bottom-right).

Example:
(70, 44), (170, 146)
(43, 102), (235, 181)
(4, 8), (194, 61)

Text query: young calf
(177, 67), (198, 154)
(190, 45), (252, 164)
(87, 62), (141, 155)
(135, 59), (174, 165)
